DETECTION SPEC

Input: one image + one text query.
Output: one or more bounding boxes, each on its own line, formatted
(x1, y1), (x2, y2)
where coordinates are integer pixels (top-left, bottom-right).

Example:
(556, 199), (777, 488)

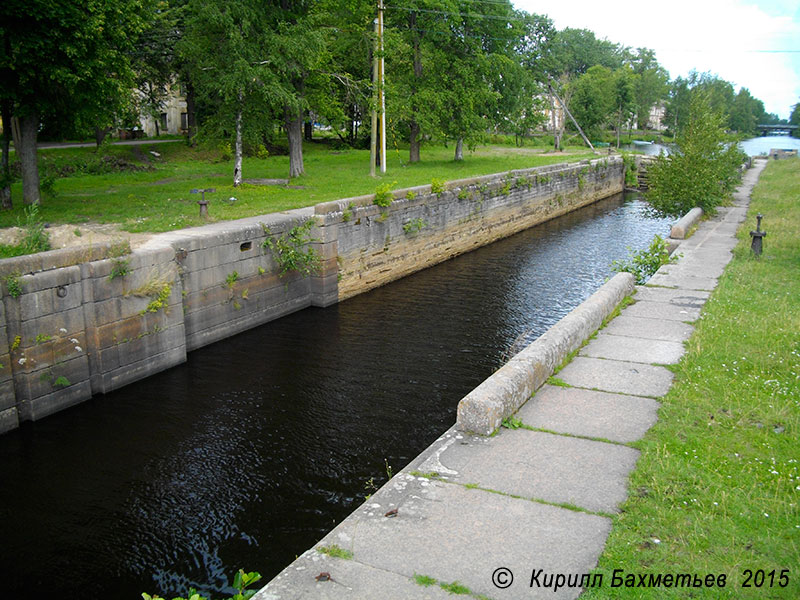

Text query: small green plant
(143, 569), (261, 600)
(373, 181), (396, 207)
(405, 190), (417, 201)
(53, 375), (71, 388)
(402, 218), (428, 236)
(440, 580), (471, 595)
(10, 335), (21, 352)
(384, 458), (393, 479)
(611, 234), (678, 284)
(430, 178), (446, 196)
(219, 141), (233, 161)
(225, 271), (239, 288)
(414, 574), (437, 587)
(109, 258), (131, 280)
(341, 202), (354, 222)
(257, 266), (265, 275)
(18, 204), (50, 255)
(35, 333), (52, 344)
(457, 189), (471, 201)
(143, 283), (172, 313)
(262, 219), (322, 278)
(501, 416), (523, 429)
(5, 271), (22, 298)
(317, 544), (354, 560)
(73, 229), (83, 237)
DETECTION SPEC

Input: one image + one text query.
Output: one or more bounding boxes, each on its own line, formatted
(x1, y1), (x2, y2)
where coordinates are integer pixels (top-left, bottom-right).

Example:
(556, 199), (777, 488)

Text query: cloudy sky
(514, 0), (800, 119)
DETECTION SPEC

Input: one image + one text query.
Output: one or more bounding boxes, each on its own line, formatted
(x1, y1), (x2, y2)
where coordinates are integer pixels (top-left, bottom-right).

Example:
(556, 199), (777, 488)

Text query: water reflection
(0, 192), (672, 599)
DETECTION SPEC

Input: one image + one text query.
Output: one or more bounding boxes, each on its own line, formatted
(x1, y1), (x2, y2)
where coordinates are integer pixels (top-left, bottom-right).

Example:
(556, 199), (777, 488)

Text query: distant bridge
(758, 124), (798, 136)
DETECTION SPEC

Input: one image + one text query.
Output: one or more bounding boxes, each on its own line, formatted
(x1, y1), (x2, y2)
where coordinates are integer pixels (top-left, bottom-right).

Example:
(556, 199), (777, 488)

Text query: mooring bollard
(190, 187), (215, 218)
(750, 213), (766, 256)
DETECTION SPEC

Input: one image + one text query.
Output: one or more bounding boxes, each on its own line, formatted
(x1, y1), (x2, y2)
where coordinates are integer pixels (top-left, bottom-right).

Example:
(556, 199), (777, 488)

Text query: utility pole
(378, 0), (386, 174)
(369, 0), (387, 175)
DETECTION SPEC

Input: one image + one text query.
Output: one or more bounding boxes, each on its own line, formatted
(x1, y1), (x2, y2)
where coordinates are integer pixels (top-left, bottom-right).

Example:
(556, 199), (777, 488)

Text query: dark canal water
(0, 192), (671, 599)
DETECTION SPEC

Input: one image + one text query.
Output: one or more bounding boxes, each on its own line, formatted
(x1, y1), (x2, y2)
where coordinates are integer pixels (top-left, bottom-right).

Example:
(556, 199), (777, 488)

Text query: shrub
(611, 235), (677, 284)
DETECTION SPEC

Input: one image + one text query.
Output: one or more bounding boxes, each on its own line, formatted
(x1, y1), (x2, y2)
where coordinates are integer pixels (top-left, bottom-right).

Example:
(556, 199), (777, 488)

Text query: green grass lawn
(1, 140), (595, 234)
(582, 158), (800, 598)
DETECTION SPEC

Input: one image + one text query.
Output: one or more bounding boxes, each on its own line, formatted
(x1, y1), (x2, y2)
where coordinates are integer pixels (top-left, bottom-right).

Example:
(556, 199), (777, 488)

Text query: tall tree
(568, 65), (614, 139)
(791, 101), (800, 138)
(646, 91), (745, 218)
(629, 48), (668, 132)
(0, 0), (147, 204)
(612, 66), (636, 147)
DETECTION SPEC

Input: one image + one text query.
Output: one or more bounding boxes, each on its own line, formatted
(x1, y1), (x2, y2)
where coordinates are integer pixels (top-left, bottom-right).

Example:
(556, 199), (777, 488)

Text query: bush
(611, 235), (677, 284)
(645, 92), (746, 218)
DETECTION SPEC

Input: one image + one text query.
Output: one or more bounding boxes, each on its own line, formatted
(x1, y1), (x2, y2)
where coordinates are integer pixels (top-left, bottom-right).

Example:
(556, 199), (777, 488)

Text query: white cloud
(514, 0), (800, 117)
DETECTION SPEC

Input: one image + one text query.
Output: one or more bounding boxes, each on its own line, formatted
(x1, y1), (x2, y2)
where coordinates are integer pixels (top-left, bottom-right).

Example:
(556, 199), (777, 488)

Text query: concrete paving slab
(518, 385), (660, 443)
(602, 315), (694, 342)
(646, 272), (718, 291)
(580, 333), (685, 364)
(622, 300), (701, 322)
(315, 473), (612, 600)
(656, 260), (730, 280)
(633, 286), (710, 307)
(427, 427), (640, 513)
(255, 551), (456, 599)
(558, 356), (674, 397)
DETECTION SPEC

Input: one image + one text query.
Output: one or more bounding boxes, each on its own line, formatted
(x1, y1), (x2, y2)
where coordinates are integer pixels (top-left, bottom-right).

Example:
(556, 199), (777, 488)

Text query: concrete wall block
(112, 324), (186, 366)
(20, 306), (86, 342)
(19, 288), (55, 322)
(127, 246), (176, 272)
(16, 354), (91, 404)
(22, 379), (93, 422)
(0, 406), (19, 434)
(186, 294), (311, 352)
(98, 345), (187, 393)
(19, 265), (81, 294)
(0, 378), (15, 411)
(0, 352), (11, 383)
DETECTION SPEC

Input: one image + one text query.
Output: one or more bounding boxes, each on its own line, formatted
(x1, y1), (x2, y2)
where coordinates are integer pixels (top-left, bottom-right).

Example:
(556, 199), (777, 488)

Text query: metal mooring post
(750, 214), (766, 256)
(190, 188), (215, 217)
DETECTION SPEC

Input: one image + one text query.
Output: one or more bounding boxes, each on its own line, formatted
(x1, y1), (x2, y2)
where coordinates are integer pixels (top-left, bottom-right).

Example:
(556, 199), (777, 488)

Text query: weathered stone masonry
(0, 156), (623, 433)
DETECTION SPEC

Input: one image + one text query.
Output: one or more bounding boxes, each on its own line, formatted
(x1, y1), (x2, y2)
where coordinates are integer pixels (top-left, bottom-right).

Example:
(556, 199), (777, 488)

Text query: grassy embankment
(0, 139), (595, 236)
(583, 158), (800, 598)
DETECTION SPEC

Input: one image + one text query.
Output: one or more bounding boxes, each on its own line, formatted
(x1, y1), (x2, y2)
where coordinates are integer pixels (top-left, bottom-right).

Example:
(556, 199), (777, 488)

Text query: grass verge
(1, 140), (594, 234)
(582, 158), (800, 598)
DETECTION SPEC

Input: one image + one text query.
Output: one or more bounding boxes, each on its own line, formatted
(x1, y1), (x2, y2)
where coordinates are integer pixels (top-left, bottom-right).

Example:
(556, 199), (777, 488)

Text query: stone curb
(670, 206), (704, 239)
(455, 271), (636, 435)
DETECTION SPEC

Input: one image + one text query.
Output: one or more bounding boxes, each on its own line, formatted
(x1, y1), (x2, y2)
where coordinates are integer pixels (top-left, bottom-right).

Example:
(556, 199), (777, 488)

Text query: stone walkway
(253, 161), (764, 600)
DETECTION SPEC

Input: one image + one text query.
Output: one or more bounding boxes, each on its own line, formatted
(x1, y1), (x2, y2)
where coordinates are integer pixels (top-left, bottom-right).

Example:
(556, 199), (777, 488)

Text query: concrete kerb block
(670, 207), (704, 240)
(456, 272), (635, 435)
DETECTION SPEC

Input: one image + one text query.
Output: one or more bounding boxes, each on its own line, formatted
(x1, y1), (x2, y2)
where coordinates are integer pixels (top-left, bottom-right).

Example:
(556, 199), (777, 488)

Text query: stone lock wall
(0, 156), (622, 433)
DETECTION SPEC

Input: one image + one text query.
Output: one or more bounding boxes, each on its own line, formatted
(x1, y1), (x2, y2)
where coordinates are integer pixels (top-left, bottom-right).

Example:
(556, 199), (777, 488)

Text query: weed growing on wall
(143, 569), (262, 600)
(430, 178), (446, 196)
(402, 218), (428, 236)
(262, 219), (321, 278)
(373, 182), (396, 207)
(19, 204), (51, 255)
(4, 271), (22, 298)
(611, 234), (677, 284)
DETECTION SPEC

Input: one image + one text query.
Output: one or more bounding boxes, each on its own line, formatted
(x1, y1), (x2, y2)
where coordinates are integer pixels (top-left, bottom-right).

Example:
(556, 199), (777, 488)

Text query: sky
(514, 0), (800, 119)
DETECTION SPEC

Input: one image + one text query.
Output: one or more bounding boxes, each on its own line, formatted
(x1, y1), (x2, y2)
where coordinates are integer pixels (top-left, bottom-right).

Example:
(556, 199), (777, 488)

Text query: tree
(568, 65), (614, 139)
(612, 67), (636, 147)
(629, 48), (668, 132)
(0, 0), (147, 205)
(646, 91), (746, 218)
(791, 101), (800, 138)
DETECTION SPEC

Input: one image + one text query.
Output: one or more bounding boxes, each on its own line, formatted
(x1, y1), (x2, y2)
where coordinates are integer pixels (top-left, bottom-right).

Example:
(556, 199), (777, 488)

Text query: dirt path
(0, 223), (154, 252)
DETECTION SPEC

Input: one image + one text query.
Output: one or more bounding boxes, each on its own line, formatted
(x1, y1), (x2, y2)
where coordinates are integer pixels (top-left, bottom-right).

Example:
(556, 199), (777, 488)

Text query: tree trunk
(454, 137), (464, 161)
(233, 104), (243, 187)
(550, 91), (561, 151)
(409, 121), (421, 163)
(17, 113), (41, 205)
(185, 81), (198, 143)
(1, 100), (12, 209)
(304, 119), (313, 141)
(616, 109), (622, 148)
(95, 126), (112, 148)
(285, 105), (304, 178)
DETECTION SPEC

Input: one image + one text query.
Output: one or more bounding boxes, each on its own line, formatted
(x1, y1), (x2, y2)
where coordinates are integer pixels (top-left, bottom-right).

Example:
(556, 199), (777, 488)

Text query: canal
(0, 191), (671, 599)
